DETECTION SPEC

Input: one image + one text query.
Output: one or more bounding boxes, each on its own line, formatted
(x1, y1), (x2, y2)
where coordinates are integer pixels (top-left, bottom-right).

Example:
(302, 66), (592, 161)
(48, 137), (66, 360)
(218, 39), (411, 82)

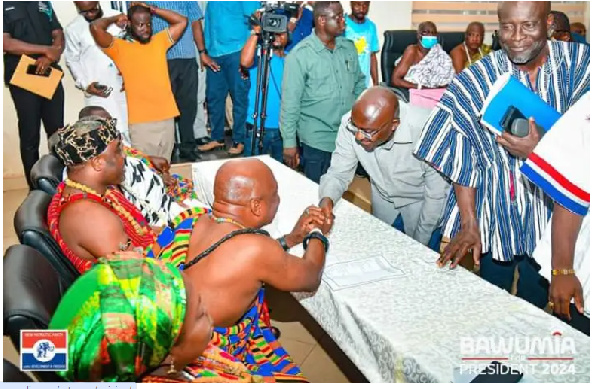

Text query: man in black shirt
(3, 1), (65, 190)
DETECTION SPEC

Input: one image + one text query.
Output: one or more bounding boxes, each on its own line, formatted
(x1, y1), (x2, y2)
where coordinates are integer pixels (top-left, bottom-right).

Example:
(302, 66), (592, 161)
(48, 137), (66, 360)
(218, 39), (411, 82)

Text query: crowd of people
(3, 0), (590, 382)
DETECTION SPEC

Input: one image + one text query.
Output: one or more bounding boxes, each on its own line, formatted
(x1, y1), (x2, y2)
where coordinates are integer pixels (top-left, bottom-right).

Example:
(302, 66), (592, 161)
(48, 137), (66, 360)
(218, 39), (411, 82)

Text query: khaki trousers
(129, 118), (175, 161)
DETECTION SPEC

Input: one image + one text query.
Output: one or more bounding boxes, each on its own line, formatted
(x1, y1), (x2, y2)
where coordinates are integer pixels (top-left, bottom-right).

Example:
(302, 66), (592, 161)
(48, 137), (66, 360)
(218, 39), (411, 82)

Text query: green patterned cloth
(48, 253), (187, 382)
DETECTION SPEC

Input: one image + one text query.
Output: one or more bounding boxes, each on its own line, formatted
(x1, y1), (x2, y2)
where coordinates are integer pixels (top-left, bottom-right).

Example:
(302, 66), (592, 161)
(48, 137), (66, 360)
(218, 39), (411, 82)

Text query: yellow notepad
(9, 54), (63, 100)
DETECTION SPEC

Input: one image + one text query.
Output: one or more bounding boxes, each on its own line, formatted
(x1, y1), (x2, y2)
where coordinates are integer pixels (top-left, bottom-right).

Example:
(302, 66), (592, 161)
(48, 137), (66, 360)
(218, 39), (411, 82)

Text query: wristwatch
(277, 236), (290, 252)
(303, 231), (329, 252)
(198, 49), (207, 54)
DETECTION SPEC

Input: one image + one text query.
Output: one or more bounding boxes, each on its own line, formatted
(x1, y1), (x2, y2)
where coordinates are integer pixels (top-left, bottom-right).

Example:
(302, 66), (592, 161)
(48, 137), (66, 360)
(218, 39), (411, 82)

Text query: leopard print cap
(54, 116), (119, 167)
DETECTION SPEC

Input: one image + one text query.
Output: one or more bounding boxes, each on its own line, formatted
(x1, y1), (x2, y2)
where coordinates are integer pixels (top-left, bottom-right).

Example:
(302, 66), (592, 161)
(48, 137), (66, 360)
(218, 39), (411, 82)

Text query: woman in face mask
(391, 21), (455, 91)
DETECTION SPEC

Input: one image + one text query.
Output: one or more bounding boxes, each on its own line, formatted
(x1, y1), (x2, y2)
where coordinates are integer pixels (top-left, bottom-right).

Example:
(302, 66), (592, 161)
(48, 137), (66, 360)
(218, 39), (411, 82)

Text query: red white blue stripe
(521, 152), (589, 216)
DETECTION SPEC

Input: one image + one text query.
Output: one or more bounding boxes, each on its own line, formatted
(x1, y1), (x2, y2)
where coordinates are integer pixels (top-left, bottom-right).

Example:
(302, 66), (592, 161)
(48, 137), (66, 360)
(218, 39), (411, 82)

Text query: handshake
(285, 198), (336, 247)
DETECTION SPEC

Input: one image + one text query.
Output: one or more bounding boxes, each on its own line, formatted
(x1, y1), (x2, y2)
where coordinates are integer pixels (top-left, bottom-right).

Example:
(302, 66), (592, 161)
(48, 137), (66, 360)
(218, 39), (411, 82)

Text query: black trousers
(561, 305), (590, 336)
(8, 83), (64, 190)
(301, 143), (332, 184)
(168, 58), (198, 154)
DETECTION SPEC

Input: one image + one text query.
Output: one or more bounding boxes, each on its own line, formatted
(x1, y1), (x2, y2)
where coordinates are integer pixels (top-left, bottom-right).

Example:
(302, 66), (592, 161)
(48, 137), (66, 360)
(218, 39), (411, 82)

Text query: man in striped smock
(414, 1), (589, 309)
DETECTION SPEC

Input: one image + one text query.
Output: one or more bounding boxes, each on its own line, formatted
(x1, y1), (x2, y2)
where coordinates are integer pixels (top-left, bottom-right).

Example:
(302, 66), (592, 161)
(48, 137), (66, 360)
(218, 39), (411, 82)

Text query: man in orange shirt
(90, 2), (187, 161)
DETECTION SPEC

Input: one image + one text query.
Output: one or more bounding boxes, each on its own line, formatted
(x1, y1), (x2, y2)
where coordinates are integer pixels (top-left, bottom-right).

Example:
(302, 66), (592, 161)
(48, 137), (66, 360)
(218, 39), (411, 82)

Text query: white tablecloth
(192, 156), (590, 383)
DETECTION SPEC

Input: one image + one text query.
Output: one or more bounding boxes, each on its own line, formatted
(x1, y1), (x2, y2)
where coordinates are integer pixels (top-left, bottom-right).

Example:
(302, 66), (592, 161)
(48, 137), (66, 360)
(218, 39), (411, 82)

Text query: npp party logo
(20, 330), (68, 371)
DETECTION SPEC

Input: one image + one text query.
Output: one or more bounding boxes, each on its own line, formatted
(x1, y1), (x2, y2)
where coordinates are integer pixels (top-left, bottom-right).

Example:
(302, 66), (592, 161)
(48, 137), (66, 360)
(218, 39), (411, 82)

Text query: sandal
(228, 142), (244, 156)
(198, 140), (226, 153)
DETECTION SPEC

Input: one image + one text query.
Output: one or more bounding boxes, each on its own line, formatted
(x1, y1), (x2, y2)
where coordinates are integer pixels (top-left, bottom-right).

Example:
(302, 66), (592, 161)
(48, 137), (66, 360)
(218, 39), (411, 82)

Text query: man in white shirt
(319, 86), (449, 247)
(65, 2), (129, 144)
(520, 92), (590, 335)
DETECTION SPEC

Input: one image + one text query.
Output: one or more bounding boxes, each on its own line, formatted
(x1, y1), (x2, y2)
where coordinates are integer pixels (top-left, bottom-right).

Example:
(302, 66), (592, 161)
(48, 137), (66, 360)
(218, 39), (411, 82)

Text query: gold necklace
(65, 178), (103, 197)
(64, 178), (150, 236)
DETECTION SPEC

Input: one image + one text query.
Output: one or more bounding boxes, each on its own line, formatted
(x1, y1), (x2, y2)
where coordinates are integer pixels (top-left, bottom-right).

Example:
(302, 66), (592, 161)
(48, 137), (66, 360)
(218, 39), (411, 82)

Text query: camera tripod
(248, 32), (278, 156)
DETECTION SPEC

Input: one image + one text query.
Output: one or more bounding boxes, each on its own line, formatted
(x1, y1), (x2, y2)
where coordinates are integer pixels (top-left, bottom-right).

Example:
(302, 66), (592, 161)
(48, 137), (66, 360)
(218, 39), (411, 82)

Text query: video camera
(249, 1), (300, 34)
(246, 1), (300, 156)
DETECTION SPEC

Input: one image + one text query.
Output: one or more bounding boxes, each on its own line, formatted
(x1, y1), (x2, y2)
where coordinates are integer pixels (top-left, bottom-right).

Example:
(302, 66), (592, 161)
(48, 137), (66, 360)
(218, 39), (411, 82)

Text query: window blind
(411, 1), (587, 32)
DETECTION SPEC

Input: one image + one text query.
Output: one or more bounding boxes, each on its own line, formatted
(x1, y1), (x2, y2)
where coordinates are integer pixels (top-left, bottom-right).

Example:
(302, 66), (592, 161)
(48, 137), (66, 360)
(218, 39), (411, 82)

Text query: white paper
(322, 256), (405, 291)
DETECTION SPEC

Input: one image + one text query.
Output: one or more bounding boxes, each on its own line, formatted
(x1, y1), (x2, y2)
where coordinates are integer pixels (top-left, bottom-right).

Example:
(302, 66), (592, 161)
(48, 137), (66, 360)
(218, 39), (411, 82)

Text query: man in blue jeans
(240, 18), (288, 162)
(197, 1), (260, 156)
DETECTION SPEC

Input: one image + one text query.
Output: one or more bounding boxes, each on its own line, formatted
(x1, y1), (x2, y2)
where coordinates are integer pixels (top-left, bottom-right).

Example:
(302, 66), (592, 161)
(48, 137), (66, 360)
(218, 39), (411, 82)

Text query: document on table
(323, 256), (405, 291)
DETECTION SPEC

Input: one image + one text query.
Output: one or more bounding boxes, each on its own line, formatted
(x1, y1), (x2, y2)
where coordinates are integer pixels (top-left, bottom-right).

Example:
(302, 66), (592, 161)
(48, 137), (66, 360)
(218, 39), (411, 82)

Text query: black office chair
(30, 154), (64, 195)
(439, 32), (465, 54)
(13, 190), (79, 287)
(3, 245), (66, 382)
(380, 30), (418, 101)
(3, 359), (34, 382)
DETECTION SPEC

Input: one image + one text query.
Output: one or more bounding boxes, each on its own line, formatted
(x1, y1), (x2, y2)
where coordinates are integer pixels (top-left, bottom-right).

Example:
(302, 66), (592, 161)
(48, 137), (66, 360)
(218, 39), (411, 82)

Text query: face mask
(421, 35), (438, 49)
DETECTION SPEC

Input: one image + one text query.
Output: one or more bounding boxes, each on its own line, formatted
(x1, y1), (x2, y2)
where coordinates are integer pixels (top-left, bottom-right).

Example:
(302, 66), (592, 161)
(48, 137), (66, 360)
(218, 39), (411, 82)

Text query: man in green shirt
(280, 1), (366, 183)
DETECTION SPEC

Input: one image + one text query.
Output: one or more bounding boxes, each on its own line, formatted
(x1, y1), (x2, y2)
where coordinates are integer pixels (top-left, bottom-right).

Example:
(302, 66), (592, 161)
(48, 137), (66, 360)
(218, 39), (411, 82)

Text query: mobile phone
(26, 64), (51, 77)
(470, 361), (524, 383)
(92, 83), (112, 97)
(500, 106), (526, 133)
(500, 106), (545, 139)
(511, 118), (546, 139)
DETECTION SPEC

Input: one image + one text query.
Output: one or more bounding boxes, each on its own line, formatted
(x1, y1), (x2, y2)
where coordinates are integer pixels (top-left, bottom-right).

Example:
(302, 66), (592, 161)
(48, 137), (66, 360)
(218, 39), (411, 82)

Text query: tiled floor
(3, 178), (364, 382)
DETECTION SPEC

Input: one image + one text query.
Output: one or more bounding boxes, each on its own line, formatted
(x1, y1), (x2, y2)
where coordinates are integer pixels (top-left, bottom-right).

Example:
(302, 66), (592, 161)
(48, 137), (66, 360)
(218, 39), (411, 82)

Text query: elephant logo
(33, 340), (56, 362)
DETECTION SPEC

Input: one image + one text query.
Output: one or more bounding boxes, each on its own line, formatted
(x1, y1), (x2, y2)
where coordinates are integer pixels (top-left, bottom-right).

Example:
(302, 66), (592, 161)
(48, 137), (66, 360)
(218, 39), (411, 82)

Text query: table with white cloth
(192, 156), (590, 383)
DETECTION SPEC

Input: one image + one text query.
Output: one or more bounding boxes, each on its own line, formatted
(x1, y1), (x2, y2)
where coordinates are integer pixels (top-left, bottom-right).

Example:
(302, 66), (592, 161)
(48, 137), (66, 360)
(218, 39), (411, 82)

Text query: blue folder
(479, 73), (561, 136)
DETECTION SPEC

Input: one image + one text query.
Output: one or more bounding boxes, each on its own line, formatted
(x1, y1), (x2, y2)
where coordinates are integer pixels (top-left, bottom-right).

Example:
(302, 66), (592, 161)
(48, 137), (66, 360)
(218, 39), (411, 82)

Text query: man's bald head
(214, 159), (274, 203)
(213, 159), (280, 227)
(351, 87), (400, 151)
(498, 1), (550, 16)
(353, 86), (399, 124)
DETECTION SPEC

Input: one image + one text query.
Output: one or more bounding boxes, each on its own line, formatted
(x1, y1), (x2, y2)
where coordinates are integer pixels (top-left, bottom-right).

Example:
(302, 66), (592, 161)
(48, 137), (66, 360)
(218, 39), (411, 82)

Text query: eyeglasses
(79, 3), (100, 16)
(345, 117), (399, 141)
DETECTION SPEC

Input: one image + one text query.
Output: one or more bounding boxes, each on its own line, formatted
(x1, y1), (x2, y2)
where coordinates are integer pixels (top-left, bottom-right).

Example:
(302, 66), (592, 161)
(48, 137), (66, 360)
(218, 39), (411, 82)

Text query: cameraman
(240, 12), (288, 162)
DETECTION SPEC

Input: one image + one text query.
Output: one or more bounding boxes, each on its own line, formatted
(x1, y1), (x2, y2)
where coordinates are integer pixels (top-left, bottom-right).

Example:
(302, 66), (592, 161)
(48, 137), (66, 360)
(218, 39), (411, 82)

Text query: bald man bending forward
(319, 86), (449, 247)
(147, 158), (332, 378)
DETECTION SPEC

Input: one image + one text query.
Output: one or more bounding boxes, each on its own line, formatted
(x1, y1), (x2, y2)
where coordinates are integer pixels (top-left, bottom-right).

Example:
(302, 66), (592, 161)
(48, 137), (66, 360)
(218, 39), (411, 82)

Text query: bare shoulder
(233, 233), (283, 264)
(60, 199), (121, 233)
(405, 44), (419, 56)
(450, 44), (465, 57)
(239, 233), (280, 253)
